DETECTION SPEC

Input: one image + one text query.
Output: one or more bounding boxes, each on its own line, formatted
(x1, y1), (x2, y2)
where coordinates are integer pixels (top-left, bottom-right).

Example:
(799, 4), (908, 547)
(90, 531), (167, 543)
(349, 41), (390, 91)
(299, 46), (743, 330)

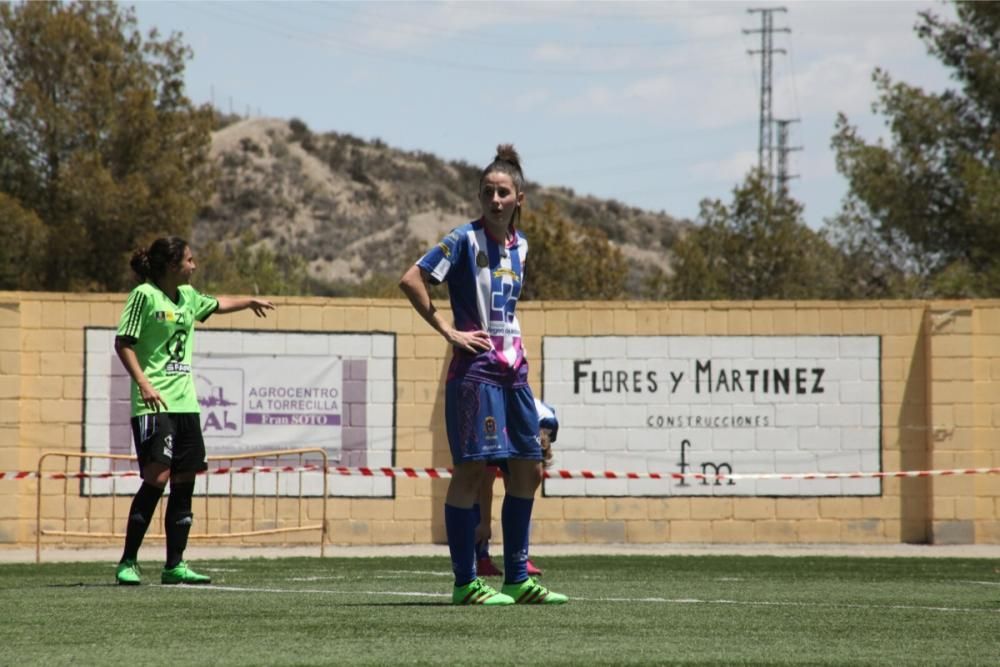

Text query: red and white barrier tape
(333, 466), (1000, 482)
(2, 465), (999, 482)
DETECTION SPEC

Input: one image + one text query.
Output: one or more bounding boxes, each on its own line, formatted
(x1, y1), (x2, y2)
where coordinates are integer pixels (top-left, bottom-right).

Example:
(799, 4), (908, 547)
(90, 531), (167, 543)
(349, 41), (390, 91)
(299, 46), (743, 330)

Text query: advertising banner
(84, 328), (395, 497)
(542, 336), (881, 497)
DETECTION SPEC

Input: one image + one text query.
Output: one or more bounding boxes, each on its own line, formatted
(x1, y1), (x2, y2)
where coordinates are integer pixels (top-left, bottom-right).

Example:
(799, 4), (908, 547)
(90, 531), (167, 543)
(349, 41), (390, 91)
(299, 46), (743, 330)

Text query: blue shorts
(445, 379), (542, 465)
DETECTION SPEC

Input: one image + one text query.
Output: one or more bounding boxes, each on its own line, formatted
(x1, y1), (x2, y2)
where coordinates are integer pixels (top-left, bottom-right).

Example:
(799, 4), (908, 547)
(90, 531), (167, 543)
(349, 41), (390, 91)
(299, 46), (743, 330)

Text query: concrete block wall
(1, 292), (998, 547)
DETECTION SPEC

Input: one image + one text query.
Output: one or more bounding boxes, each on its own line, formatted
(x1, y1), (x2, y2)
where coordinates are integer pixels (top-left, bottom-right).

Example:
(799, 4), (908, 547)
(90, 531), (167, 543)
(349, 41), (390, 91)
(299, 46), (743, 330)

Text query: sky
(128, 0), (959, 229)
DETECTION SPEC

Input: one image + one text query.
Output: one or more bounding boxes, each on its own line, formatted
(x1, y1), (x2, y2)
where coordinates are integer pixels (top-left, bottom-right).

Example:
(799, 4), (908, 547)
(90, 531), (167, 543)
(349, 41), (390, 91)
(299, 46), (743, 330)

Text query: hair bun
(129, 249), (150, 279)
(495, 143), (521, 169)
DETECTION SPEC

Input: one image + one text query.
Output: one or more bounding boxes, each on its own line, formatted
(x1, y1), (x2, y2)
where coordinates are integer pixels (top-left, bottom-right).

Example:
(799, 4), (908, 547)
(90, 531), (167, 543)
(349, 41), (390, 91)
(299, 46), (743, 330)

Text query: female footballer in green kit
(114, 236), (274, 585)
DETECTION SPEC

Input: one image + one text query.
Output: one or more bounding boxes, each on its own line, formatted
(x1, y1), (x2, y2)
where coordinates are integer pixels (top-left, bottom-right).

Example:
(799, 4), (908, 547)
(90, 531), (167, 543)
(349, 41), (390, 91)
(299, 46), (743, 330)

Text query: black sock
(121, 482), (164, 563)
(164, 481), (195, 569)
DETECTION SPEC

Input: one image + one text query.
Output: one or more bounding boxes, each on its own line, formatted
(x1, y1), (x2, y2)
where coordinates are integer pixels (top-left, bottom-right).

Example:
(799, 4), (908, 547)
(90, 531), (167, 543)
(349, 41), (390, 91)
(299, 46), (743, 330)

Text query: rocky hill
(193, 117), (688, 296)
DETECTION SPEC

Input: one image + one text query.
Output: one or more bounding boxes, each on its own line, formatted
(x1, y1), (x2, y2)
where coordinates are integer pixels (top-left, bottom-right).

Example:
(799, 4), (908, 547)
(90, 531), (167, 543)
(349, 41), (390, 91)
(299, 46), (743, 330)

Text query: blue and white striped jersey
(418, 220), (529, 385)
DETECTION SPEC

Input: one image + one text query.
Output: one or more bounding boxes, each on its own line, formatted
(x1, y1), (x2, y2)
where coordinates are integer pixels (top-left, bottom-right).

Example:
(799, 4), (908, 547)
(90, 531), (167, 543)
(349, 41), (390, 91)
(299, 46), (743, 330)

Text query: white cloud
(540, 62), (757, 130)
(131, 0), (965, 231)
(329, 1), (951, 135)
(531, 42), (577, 64)
(346, 2), (519, 51)
(776, 53), (877, 119)
(529, 42), (659, 71)
(680, 6), (748, 39)
(783, 0), (944, 57)
(623, 76), (674, 104)
(553, 86), (618, 114)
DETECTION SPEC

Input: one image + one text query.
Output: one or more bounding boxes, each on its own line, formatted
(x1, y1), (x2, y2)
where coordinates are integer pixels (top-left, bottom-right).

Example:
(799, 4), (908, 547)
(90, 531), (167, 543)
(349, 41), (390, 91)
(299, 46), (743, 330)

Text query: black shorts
(130, 413), (208, 474)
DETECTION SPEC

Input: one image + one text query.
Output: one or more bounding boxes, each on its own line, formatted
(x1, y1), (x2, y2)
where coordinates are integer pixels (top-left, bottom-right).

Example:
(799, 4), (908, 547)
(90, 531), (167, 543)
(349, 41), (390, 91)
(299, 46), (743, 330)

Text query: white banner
(83, 328), (395, 497)
(542, 336), (882, 497)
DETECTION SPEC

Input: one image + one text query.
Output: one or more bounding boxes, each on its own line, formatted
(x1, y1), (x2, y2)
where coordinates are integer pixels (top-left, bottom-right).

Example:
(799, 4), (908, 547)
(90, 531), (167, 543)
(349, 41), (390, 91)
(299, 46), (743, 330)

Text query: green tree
(662, 171), (841, 300)
(0, 1), (214, 291)
(519, 201), (628, 300)
(194, 235), (310, 297)
(828, 1), (1000, 297)
(0, 192), (48, 289)
(822, 200), (926, 299)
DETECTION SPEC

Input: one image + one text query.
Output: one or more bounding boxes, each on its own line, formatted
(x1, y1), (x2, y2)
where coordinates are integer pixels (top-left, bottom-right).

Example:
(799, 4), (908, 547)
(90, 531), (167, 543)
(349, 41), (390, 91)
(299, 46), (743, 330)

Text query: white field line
(285, 571), (452, 581)
(957, 580), (1000, 587)
(183, 584), (447, 598)
(169, 584), (1000, 613)
(247, 571), (450, 582)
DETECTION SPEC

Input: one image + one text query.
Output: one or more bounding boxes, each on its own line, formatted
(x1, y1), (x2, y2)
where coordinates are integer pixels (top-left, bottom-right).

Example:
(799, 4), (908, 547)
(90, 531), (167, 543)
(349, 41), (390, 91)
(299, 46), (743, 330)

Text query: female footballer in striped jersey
(399, 145), (567, 605)
(114, 236), (274, 586)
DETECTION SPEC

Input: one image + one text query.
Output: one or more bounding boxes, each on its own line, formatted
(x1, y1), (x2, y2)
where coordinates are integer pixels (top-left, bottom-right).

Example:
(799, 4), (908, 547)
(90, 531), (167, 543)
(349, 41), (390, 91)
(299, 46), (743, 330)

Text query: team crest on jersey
(476, 251), (489, 268)
(155, 310), (176, 322)
(484, 416), (497, 440)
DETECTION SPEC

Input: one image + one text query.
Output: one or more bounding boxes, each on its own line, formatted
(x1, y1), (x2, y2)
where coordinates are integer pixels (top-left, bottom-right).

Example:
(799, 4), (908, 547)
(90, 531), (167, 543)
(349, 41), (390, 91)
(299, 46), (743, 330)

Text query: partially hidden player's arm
(540, 428), (554, 468)
(114, 337), (167, 412)
(214, 296), (275, 318)
(398, 265), (491, 354)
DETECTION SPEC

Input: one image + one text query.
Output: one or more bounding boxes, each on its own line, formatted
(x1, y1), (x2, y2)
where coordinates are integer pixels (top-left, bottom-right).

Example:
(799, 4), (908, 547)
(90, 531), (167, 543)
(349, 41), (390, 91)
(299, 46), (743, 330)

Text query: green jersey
(116, 282), (218, 416)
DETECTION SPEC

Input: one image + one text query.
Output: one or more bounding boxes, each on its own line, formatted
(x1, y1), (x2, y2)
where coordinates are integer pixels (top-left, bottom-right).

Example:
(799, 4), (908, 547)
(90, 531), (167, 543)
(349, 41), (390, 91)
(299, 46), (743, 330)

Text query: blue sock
(501, 494), (534, 585)
(472, 504), (490, 560)
(445, 504), (477, 586)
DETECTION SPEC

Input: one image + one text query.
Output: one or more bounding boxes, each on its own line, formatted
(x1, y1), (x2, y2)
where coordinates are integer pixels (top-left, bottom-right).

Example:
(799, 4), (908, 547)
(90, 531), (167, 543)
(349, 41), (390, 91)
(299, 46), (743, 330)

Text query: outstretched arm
(214, 296), (275, 317)
(398, 265), (491, 354)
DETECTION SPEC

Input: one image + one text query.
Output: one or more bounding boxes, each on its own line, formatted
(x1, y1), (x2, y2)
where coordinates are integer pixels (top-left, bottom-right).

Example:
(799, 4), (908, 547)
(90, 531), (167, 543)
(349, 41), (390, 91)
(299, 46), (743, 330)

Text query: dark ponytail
(129, 236), (188, 281)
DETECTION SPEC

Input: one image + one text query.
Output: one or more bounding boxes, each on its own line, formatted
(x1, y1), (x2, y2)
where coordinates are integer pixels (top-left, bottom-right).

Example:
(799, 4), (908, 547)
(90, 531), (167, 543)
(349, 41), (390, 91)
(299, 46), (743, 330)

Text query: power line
(175, 1), (749, 78)
(553, 146), (751, 179)
(306, 1), (739, 50)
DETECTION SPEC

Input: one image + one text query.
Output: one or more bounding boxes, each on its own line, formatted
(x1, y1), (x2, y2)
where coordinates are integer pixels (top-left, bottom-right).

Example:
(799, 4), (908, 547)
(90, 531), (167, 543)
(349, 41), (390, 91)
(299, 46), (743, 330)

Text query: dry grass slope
(195, 117), (686, 294)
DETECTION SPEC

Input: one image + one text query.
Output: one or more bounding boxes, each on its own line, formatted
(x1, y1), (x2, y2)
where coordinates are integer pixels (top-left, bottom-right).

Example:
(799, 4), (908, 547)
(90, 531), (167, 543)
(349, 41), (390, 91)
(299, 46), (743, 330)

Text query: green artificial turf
(0, 555), (997, 665)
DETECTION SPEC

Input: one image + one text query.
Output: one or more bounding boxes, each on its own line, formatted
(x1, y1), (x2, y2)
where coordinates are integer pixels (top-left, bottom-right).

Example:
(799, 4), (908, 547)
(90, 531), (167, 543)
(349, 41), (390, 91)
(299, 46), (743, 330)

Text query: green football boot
(115, 559), (142, 586)
(160, 561), (211, 585)
(452, 577), (515, 605)
(500, 577), (568, 604)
